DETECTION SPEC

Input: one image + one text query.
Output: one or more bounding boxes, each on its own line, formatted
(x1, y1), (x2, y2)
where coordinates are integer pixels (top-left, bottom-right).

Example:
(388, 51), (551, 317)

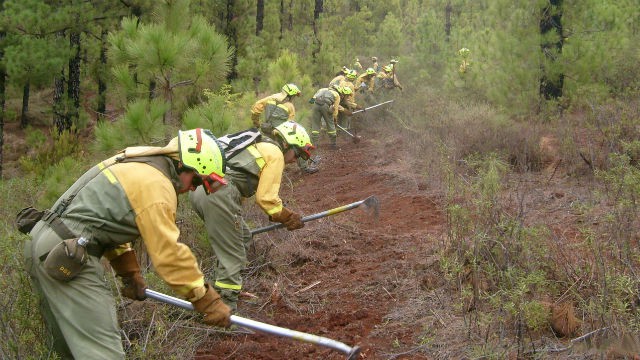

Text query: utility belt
(16, 207), (104, 260)
(17, 207), (104, 282)
(38, 210), (104, 260)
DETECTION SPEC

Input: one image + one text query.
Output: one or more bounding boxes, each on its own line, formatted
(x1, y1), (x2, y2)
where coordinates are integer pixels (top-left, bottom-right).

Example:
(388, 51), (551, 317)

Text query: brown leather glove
(270, 207), (304, 231)
(191, 284), (231, 327)
(251, 112), (261, 127)
(110, 250), (147, 301)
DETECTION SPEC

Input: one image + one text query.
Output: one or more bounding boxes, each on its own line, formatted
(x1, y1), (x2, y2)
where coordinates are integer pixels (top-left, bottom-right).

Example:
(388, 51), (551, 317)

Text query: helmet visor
(201, 172), (227, 195)
(293, 143), (315, 161)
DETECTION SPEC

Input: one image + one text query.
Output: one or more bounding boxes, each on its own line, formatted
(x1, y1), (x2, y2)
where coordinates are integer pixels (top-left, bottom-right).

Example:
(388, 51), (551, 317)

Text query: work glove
(191, 284), (232, 328)
(270, 207), (304, 231)
(251, 112), (261, 128)
(110, 250), (147, 301)
(342, 108), (353, 116)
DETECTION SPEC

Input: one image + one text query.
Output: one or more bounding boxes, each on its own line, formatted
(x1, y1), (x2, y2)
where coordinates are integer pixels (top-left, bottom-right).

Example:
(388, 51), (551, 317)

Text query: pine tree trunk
(0, 32), (5, 178)
(97, 29), (108, 122)
(256, 0), (264, 35)
(312, 0), (323, 59)
(279, 0), (284, 40)
(287, 0), (293, 31)
(225, 0), (238, 81)
(445, 2), (452, 41)
(20, 82), (29, 129)
(539, 0), (564, 100)
(53, 68), (68, 133)
(68, 31), (81, 130)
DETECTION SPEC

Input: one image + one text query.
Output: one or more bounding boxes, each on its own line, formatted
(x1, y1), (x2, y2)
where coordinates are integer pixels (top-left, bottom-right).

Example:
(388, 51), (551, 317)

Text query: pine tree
(108, 0), (232, 128)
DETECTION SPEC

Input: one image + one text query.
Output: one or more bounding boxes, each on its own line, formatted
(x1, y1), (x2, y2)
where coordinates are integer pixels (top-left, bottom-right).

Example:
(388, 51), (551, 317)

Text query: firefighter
(355, 67), (378, 105)
(250, 83), (317, 174)
(335, 70), (362, 129)
(189, 121), (314, 311)
(23, 129), (231, 359)
(377, 65), (403, 91)
(371, 56), (379, 72)
(250, 83), (301, 133)
(353, 57), (363, 71)
(310, 85), (352, 149)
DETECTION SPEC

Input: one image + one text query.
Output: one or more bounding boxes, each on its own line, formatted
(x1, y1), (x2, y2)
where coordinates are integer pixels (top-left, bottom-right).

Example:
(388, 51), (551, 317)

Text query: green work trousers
(25, 221), (124, 360)
(189, 183), (252, 311)
(310, 103), (337, 145)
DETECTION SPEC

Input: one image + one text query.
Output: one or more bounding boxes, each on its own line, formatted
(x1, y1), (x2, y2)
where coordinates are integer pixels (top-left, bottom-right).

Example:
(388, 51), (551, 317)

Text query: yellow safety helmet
(383, 65), (393, 72)
(346, 69), (357, 80)
(178, 128), (227, 193)
(282, 83), (301, 96)
(365, 67), (376, 75)
(273, 121), (315, 160)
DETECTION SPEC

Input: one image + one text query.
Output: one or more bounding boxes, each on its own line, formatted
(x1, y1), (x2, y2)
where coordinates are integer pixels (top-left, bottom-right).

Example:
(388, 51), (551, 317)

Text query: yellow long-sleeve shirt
(253, 142), (286, 215)
(251, 92), (295, 119)
(109, 162), (205, 298)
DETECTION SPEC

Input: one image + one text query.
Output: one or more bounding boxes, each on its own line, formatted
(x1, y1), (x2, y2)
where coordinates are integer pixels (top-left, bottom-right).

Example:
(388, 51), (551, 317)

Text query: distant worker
(353, 57), (363, 71)
(335, 69), (362, 129)
(251, 83), (300, 133)
(355, 67), (377, 105)
(190, 121), (313, 311)
(378, 65), (403, 91)
(250, 83), (317, 174)
(310, 85), (353, 149)
(356, 67), (377, 94)
(371, 56), (379, 72)
(458, 47), (471, 74)
(22, 128), (232, 359)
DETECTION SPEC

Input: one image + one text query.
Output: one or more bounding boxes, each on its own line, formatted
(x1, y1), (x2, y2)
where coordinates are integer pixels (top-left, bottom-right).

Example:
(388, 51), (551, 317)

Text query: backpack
(217, 128), (262, 160)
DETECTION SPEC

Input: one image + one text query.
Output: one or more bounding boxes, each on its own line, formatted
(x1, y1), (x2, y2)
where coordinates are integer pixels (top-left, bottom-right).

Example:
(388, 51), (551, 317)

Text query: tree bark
(68, 30), (81, 130)
(256, 0), (264, 35)
(53, 30), (69, 134)
(97, 29), (108, 122)
(0, 31), (5, 178)
(279, 0), (284, 40)
(287, 0), (293, 31)
(312, 0), (323, 60)
(20, 82), (29, 129)
(225, 0), (238, 81)
(539, 0), (564, 100)
(445, 2), (452, 41)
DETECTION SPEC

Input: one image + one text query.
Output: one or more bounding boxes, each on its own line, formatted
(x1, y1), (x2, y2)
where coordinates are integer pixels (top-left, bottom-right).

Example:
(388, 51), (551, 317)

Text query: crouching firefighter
(251, 83), (318, 174)
(189, 121), (315, 311)
(20, 128), (232, 359)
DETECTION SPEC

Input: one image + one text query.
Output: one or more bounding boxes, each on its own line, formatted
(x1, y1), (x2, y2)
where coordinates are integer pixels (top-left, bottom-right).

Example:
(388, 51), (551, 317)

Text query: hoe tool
(251, 195), (380, 236)
(336, 124), (362, 143)
(145, 289), (361, 360)
(351, 100), (394, 115)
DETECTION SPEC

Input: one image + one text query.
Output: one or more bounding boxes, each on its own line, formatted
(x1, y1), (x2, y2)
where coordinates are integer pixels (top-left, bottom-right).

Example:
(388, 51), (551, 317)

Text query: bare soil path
(196, 124), (445, 359)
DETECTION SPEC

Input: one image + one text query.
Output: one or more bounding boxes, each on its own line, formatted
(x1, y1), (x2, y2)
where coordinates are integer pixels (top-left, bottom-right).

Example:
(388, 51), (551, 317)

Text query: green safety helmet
(383, 65), (393, 72)
(178, 128), (227, 193)
(273, 121), (315, 160)
(346, 69), (357, 80)
(282, 83), (301, 96)
(365, 67), (376, 75)
(458, 47), (470, 57)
